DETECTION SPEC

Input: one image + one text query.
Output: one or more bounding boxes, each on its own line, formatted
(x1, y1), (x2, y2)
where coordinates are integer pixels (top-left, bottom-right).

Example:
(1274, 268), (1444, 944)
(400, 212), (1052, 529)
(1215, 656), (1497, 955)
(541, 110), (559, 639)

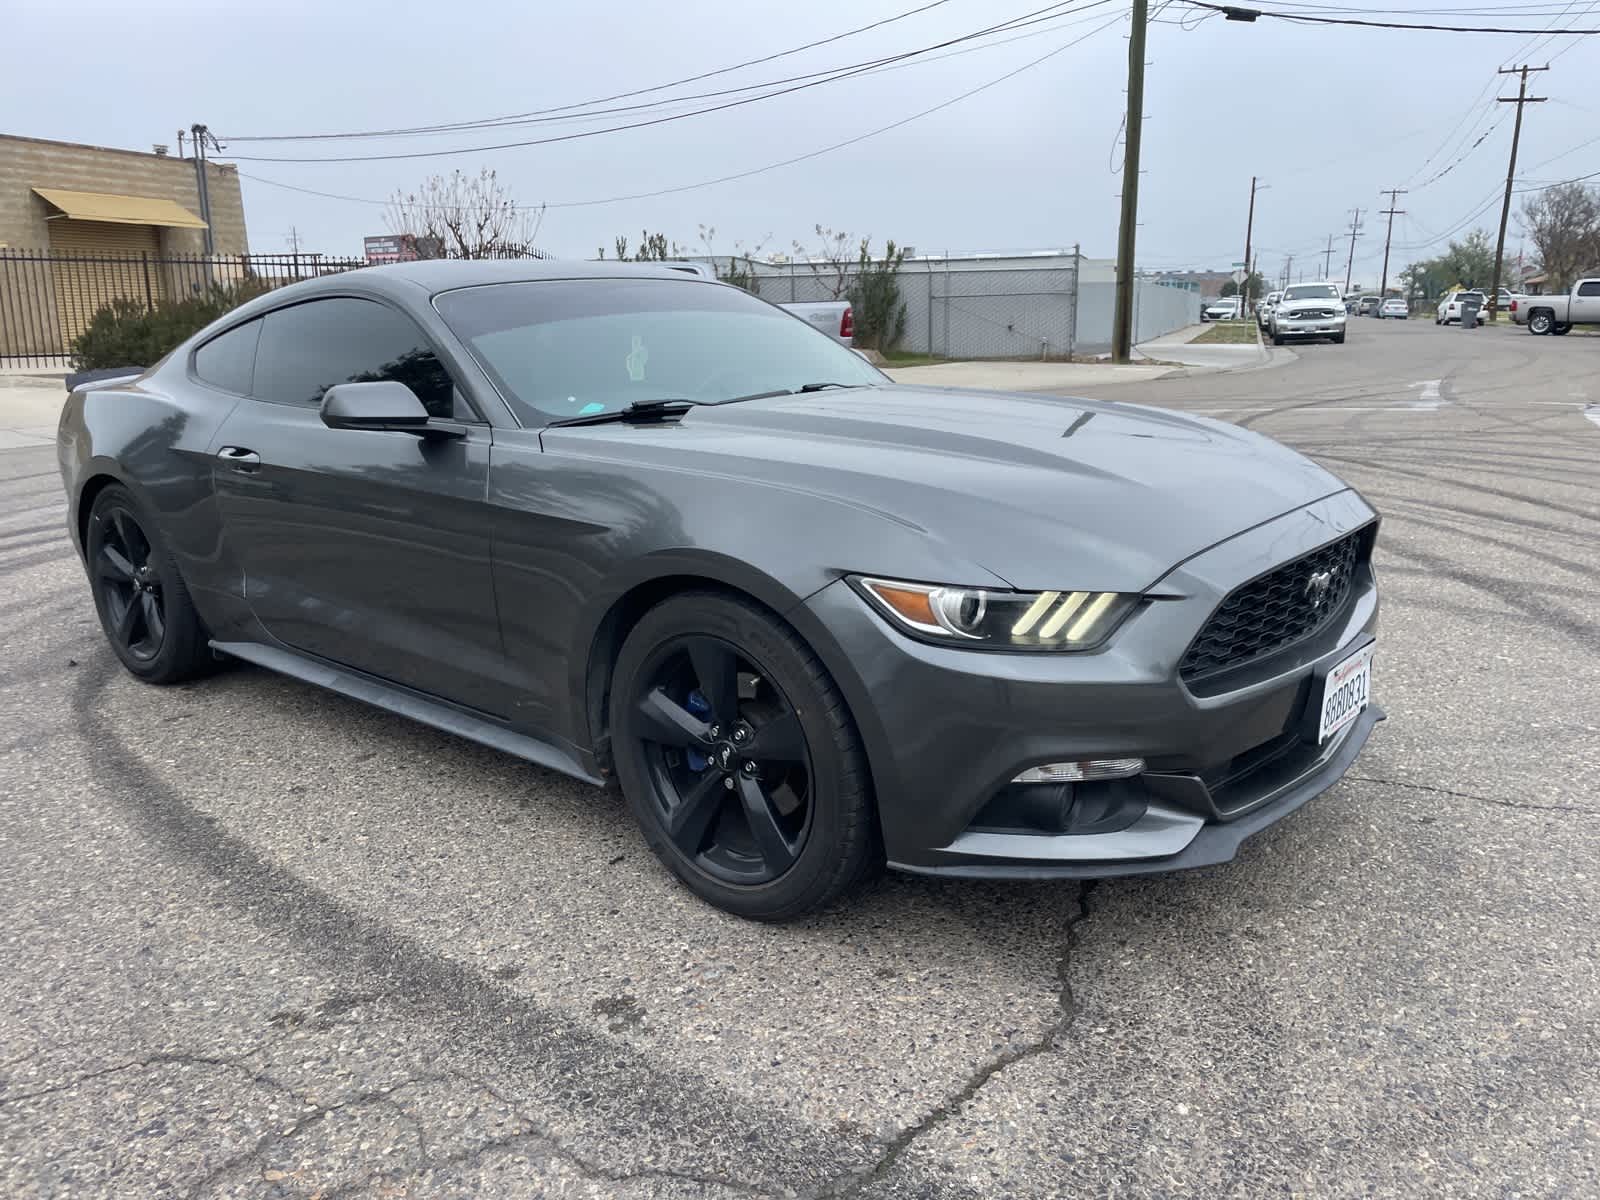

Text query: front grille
(1287, 308), (1334, 320)
(1179, 530), (1365, 683)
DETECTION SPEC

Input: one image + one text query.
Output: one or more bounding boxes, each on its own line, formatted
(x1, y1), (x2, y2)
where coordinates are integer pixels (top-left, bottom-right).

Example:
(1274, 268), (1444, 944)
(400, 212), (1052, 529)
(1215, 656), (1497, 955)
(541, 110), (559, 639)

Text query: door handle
(216, 446), (261, 472)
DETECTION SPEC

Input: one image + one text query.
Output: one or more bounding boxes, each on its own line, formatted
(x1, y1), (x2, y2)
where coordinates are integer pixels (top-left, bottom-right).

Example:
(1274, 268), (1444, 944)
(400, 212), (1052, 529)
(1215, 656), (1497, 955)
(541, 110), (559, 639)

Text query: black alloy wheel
(632, 634), (814, 885)
(93, 503), (166, 662)
(86, 485), (213, 684)
(610, 591), (878, 920)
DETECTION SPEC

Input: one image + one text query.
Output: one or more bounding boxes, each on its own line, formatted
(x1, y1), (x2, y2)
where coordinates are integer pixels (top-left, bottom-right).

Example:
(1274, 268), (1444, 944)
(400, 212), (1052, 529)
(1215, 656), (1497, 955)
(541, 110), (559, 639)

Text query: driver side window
(252, 297), (471, 420)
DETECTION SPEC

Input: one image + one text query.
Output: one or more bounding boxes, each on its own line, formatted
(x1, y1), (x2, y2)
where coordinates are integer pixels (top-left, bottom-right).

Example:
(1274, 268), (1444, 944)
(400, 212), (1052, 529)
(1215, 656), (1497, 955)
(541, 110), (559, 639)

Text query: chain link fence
(726, 253), (1199, 359)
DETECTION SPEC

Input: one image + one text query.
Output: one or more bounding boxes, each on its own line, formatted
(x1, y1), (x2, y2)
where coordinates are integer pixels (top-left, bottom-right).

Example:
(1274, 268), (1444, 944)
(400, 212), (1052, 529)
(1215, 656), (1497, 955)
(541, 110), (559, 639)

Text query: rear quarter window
(191, 319), (262, 394)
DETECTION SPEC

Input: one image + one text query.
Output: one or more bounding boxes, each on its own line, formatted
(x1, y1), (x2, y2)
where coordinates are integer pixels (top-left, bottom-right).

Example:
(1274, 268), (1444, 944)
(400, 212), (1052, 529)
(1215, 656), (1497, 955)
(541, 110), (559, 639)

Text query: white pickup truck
(663, 261), (854, 346)
(1510, 277), (1600, 335)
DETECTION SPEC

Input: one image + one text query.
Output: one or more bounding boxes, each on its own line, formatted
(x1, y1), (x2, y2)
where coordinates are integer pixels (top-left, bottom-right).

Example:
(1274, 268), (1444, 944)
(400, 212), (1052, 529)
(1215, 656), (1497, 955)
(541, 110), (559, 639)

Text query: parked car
(1258, 290), (1282, 330)
(1378, 298), (1409, 320)
(1270, 282), (1348, 345)
(1509, 277), (1600, 334)
(1357, 296), (1382, 317)
(1202, 297), (1241, 321)
(57, 260), (1383, 920)
(1436, 290), (1486, 325)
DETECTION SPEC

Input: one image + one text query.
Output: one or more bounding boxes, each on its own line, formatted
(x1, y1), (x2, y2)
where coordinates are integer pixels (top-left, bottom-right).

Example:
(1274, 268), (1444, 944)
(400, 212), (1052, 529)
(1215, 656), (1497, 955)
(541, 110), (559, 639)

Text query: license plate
(1318, 642), (1374, 743)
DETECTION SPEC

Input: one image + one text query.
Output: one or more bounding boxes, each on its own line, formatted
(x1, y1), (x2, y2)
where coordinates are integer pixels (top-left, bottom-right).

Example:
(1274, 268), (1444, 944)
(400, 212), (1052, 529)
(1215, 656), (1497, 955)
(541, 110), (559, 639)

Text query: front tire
(1272, 332), (1285, 346)
(609, 591), (878, 920)
(1331, 332), (1346, 344)
(85, 485), (213, 684)
(1552, 323), (1572, 336)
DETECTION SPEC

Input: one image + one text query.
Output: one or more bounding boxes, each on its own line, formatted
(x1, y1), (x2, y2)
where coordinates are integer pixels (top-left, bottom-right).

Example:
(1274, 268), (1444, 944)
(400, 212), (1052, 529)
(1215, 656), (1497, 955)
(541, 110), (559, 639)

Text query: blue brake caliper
(685, 690), (712, 772)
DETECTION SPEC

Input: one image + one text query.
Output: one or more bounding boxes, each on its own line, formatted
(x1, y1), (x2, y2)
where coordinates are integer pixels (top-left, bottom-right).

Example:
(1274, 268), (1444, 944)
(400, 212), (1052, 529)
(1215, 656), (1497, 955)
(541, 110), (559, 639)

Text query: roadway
(1, 316), (1596, 1197)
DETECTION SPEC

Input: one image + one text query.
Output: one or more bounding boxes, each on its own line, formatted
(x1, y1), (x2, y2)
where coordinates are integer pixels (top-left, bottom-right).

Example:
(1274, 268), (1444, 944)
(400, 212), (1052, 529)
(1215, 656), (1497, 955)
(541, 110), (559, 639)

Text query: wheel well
(583, 575), (758, 772)
(75, 473), (121, 555)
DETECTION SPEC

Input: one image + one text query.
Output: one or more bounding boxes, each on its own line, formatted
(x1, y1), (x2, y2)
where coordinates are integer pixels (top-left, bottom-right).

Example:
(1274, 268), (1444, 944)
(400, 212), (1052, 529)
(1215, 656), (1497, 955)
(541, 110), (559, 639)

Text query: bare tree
(386, 168), (544, 259)
(1519, 182), (1600, 291)
(699, 224), (770, 293)
(792, 224), (856, 298)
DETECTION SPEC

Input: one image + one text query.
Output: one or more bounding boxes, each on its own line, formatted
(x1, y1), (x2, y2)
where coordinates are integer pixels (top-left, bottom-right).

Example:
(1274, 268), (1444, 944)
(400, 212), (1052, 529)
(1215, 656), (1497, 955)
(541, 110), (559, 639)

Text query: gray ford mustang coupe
(58, 260), (1381, 920)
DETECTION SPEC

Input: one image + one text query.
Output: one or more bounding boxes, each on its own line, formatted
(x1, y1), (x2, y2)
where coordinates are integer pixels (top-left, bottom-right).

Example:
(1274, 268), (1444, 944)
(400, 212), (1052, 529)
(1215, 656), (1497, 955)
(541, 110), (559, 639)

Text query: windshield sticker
(579, 402), (606, 415)
(626, 335), (648, 382)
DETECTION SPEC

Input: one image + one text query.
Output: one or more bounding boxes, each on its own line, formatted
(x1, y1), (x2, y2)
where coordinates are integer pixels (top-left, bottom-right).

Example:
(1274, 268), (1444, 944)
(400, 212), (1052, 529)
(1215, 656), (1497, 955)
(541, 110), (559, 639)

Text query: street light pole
(1110, 0), (1149, 363)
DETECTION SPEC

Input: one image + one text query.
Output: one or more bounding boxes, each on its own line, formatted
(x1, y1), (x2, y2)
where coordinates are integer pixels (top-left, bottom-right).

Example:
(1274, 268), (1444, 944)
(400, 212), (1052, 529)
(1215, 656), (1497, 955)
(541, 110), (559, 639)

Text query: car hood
(543, 386), (1350, 592)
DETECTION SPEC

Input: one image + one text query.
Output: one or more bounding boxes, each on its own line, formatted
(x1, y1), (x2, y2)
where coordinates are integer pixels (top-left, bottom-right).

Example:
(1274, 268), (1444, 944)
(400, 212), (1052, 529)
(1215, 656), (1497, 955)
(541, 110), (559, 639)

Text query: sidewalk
(884, 360), (1177, 390)
(1134, 323), (1272, 371)
(883, 323), (1273, 392)
(0, 374), (65, 450)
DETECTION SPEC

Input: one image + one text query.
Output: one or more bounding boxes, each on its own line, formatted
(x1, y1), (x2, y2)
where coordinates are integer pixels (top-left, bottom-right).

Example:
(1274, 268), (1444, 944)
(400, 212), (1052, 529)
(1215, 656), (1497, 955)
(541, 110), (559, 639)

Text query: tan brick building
(0, 134), (251, 359)
(0, 133), (248, 255)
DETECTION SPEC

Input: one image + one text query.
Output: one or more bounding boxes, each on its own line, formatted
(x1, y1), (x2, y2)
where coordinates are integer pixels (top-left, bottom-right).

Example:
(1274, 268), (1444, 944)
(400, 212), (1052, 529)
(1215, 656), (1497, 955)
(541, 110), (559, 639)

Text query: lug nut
(708, 724), (722, 739)
(741, 760), (758, 776)
(722, 777), (735, 790)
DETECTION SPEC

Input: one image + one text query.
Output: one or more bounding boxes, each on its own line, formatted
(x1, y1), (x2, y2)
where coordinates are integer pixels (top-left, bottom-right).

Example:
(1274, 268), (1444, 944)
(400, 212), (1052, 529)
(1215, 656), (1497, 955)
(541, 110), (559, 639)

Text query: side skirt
(210, 639), (605, 787)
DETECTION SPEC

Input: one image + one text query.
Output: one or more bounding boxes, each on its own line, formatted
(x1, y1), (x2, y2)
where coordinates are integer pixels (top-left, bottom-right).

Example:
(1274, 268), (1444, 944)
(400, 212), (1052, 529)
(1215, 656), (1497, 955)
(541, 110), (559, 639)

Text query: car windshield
(1283, 285), (1340, 301)
(433, 278), (884, 425)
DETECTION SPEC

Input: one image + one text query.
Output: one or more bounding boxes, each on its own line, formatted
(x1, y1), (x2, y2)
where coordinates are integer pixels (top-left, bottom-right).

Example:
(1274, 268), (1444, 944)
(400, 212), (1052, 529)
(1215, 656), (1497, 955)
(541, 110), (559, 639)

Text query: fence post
(141, 252), (154, 313)
(926, 263), (934, 357)
(1068, 242), (1079, 360)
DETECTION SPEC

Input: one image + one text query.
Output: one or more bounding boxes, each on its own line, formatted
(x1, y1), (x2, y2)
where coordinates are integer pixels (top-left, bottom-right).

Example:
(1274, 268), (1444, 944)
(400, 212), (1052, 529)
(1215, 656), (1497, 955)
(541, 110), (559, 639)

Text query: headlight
(855, 577), (1138, 651)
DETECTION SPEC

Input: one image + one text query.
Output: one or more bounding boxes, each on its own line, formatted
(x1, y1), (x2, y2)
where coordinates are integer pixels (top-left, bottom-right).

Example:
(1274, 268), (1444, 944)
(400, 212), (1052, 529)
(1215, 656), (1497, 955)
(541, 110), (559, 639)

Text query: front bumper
(1274, 318), (1346, 337)
(803, 490), (1381, 879)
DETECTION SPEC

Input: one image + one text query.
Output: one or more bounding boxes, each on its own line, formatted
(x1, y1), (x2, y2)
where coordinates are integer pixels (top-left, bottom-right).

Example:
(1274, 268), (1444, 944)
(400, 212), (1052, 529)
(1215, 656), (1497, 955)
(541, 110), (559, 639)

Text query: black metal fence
(0, 246), (549, 368)
(0, 249), (371, 367)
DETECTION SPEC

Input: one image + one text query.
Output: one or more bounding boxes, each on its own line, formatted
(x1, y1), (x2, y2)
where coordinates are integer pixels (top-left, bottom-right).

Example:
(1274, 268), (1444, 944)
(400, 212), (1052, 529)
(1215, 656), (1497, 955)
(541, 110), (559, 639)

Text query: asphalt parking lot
(3, 316), (1597, 1197)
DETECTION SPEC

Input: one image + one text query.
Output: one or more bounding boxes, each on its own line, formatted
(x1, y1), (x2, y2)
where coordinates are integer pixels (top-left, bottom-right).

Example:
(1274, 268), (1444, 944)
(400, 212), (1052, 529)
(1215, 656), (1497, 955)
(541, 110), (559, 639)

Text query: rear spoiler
(65, 366), (146, 393)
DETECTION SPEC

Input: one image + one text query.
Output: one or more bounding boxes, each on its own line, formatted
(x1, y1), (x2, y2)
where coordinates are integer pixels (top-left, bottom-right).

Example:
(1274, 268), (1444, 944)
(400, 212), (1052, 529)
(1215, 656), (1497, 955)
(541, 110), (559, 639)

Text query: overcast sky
(7, 0), (1596, 285)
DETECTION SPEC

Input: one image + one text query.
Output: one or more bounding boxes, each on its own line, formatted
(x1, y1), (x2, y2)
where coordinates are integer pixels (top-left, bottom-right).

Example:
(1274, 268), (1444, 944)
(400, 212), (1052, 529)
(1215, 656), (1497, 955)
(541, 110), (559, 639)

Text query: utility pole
(1282, 255), (1293, 290)
(190, 122), (216, 256)
(1378, 187), (1406, 299)
(1323, 233), (1336, 279)
(1344, 208), (1363, 292)
(1488, 64), (1548, 321)
(1110, 0), (1149, 363)
(1242, 175), (1261, 307)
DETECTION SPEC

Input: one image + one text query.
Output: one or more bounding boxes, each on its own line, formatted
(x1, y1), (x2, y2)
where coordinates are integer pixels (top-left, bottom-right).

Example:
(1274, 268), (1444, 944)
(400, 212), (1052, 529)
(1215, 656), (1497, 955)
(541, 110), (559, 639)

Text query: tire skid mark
(64, 653), (885, 1195)
(1380, 536), (1597, 647)
(1312, 454), (1599, 525)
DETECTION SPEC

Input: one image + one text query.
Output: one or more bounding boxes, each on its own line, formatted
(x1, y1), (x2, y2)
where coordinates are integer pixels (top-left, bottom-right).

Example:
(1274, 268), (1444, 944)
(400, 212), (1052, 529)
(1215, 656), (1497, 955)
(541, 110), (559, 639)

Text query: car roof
(237, 259), (722, 311)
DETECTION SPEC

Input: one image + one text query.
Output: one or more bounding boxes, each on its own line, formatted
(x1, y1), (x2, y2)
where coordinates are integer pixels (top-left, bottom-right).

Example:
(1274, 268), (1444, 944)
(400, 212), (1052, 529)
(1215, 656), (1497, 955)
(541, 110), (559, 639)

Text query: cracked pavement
(3, 320), (1597, 1196)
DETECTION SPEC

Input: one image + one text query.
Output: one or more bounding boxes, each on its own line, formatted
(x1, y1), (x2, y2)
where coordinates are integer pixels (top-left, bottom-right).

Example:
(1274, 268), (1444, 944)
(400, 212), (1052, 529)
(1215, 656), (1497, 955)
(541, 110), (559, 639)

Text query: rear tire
(85, 485), (213, 684)
(609, 591), (879, 920)
(1528, 311), (1553, 335)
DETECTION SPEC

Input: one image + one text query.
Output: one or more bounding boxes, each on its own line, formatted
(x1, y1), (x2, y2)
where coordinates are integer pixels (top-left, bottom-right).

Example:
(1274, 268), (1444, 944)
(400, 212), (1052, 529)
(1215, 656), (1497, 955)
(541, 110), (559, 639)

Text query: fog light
(1011, 758), (1144, 784)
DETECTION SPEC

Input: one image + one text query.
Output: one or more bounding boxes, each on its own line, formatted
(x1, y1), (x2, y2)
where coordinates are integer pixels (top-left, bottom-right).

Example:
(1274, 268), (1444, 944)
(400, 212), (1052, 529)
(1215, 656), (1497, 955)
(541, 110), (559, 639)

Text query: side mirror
(321, 381), (430, 432)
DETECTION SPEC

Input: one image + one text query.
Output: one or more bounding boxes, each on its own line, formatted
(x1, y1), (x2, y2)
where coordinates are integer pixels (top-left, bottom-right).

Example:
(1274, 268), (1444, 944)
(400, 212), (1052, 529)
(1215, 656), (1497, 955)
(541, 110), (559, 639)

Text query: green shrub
(70, 281), (270, 371)
(848, 239), (907, 351)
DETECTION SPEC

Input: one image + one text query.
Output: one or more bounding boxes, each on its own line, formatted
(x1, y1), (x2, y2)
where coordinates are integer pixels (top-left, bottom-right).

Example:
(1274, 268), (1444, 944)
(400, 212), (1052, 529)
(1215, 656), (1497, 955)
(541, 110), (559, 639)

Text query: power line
(237, 14), (1128, 213)
(223, 0), (958, 142)
(221, 0), (1104, 158)
(1178, 1), (1600, 31)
